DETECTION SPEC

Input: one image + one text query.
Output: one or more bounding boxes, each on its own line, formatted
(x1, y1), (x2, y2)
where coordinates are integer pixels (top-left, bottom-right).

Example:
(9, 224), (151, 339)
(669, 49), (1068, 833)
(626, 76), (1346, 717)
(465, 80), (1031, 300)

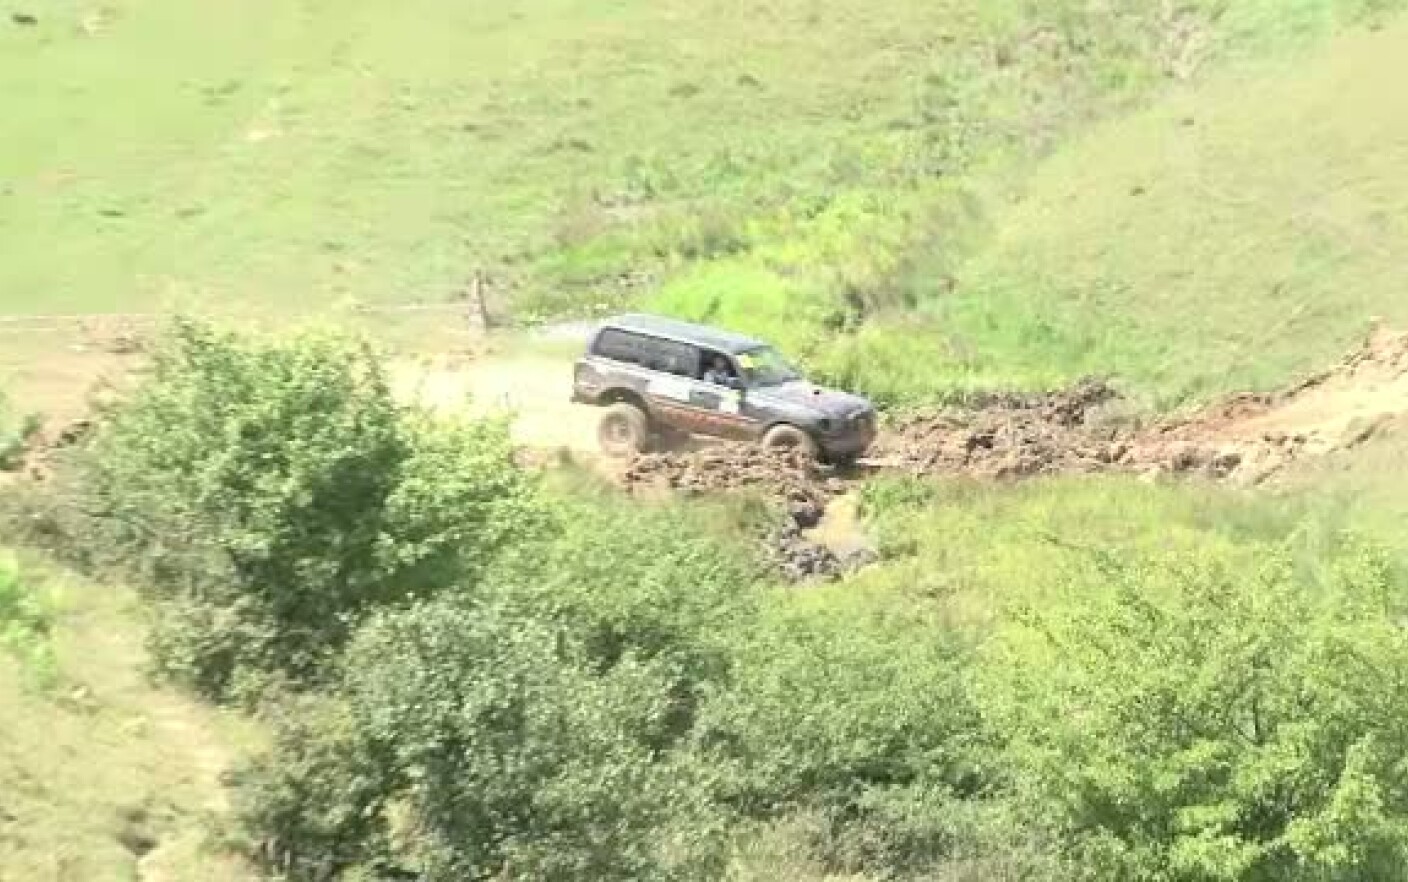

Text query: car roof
(597, 313), (769, 355)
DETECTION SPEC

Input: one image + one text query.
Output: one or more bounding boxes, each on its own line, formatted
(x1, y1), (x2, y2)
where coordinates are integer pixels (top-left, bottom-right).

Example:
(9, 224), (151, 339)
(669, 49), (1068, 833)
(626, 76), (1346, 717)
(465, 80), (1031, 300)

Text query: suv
(572, 313), (877, 462)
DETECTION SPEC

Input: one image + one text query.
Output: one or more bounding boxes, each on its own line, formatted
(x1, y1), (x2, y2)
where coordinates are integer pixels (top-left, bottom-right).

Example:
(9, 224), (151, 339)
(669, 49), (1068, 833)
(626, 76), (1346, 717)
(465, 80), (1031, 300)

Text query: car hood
(753, 380), (873, 418)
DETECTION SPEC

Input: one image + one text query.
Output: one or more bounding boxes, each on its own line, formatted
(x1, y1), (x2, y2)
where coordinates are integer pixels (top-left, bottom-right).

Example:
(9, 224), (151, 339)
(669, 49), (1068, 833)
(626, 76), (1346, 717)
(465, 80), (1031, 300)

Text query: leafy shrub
(0, 552), (56, 682)
(240, 600), (728, 881)
(984, 540), (1408, 881)
(0, 391), (40, 472)
(695, 590), (993, 876)
(498, 496), (762, 731)
(236, 491), (768, 880)
(78, 321), (543, 701)
(234, 694), (391, 879)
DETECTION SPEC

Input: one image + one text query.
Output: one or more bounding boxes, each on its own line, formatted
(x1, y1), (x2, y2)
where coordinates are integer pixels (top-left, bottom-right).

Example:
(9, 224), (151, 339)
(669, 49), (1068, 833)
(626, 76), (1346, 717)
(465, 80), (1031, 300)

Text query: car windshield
(737, 346), (800, 386)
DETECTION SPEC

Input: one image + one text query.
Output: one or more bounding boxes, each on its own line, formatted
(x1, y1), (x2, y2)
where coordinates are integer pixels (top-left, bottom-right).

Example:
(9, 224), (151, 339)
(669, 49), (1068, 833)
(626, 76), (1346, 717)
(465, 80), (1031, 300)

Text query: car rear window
(593, 329), (698, 376)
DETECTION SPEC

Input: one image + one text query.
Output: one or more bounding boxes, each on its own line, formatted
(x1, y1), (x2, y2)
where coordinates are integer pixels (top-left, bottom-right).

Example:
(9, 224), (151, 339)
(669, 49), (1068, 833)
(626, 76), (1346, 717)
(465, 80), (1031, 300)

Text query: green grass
(0, 553), (56, 682)
(912, 16), (1408, 408)
(5, 0), (1053, 315)
(0, 566), (258, 881)
(848, 471), (1404, 640)
(4, 3), (1393, 353)
(4, 1), (1404, 410)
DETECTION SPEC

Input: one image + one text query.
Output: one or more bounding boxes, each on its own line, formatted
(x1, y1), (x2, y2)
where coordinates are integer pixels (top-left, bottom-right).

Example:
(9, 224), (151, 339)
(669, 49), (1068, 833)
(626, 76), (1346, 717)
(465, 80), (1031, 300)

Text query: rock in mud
(623, 444), (836, 527)
(766, 522), (845, 584)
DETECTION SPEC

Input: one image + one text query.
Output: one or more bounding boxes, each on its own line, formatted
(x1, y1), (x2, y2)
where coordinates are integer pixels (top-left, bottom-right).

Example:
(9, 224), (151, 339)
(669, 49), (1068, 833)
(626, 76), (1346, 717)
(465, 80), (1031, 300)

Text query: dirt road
(390, 352), (602, 455)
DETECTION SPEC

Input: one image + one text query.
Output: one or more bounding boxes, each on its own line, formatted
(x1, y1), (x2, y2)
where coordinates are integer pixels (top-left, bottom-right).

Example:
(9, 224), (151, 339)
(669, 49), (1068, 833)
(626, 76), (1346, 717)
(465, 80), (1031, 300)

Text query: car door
(681, 353), (755, 440)
(637, 338), (705, 430)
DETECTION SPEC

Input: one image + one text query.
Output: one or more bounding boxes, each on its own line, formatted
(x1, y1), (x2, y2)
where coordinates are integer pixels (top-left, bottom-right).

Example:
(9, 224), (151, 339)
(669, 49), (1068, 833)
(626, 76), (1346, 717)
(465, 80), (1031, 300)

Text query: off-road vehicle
(572, 313), (877, 462)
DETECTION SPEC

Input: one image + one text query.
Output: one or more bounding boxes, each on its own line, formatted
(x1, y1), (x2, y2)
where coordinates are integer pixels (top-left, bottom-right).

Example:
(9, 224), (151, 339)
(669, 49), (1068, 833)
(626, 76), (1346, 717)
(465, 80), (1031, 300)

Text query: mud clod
(623, 445), (837, 528)
(768, 522), (845, 583)
(876, 377), (1124, 479)
(621, 446), (865, 583)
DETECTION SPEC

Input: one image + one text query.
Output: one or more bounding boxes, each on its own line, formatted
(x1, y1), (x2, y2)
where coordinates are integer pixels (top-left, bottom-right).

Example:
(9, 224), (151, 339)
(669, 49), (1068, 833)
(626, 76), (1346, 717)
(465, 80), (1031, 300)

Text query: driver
(703, 355), (735, 386)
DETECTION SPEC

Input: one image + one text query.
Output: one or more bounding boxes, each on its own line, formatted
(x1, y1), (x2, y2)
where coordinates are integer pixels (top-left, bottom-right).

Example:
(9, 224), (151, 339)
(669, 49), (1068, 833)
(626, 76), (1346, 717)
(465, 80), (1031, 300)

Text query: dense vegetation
(9, 324), (1403, 881)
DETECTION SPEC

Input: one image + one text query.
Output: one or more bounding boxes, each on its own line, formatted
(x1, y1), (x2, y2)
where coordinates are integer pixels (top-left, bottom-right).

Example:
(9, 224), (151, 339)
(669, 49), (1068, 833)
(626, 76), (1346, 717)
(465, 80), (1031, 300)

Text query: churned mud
(875, 325), (1408, 486)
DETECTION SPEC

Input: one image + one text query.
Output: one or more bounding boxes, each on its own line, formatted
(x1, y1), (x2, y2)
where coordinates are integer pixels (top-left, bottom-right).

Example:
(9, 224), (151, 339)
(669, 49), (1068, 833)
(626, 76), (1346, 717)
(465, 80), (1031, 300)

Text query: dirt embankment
(1122, 325), (1408, 483)
(874, 324), (1408, 486)
(616, 325), (1408, 509)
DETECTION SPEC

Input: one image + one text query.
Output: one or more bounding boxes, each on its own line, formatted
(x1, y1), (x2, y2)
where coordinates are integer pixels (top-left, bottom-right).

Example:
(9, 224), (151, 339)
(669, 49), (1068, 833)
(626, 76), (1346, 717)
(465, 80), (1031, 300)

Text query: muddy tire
(762, 424), (819, 458)
(598, 402), (650, 457)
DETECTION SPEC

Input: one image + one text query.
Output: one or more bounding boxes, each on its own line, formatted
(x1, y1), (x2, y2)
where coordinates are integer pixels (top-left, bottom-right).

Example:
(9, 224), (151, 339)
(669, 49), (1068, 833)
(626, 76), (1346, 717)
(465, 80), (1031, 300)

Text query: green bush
(233, 694), (392, 880)
(695, 588), (994, 876)
(240, 600), (728, 881)
(0, 392), (40, 472)
(236, 491), (768, 880)
(0, 552), (56, 682)
(499, 497), (762, 717)
(984, 540), (1408, 881)
(79, 321), (544, 701)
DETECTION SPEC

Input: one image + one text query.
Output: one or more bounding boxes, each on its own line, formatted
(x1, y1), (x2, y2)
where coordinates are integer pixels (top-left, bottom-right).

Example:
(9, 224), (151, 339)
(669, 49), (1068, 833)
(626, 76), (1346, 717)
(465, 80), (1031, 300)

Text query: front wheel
(762, 424), (819, 458)
(598, 402), (650, 457)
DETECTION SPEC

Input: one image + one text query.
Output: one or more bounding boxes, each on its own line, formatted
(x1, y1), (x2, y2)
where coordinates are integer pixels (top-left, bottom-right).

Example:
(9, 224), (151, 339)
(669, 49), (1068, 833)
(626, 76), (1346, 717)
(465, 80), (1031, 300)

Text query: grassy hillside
(922, 17), (1408, 408)
(5, 0), (1130, 315)
(2, 2), (1394, 337)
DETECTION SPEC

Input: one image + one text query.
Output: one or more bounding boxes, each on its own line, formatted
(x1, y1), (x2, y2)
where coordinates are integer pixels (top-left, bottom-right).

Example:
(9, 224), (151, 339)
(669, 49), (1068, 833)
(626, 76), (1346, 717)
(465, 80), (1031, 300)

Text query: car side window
(593, 329), (698, 377)
(593, 329), (643, 365)
(653, 340), (699, 378)
(699, 350), (742, 386)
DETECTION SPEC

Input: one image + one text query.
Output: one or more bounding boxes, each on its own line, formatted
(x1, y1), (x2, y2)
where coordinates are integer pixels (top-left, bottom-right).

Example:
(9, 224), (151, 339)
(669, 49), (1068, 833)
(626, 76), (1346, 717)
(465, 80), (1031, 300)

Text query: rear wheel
(598, 402), (650, 457)
(762, 423), (819, 458)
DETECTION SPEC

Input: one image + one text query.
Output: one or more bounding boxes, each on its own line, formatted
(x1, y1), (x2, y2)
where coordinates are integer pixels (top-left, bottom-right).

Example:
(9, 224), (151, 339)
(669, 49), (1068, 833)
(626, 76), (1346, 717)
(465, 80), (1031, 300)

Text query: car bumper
(819, 426), (877, 458)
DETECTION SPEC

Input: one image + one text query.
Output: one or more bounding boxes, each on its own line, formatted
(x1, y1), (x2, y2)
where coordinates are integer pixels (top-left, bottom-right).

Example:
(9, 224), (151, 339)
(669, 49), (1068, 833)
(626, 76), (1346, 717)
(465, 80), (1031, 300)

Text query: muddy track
(610, 325), (1408, 513)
